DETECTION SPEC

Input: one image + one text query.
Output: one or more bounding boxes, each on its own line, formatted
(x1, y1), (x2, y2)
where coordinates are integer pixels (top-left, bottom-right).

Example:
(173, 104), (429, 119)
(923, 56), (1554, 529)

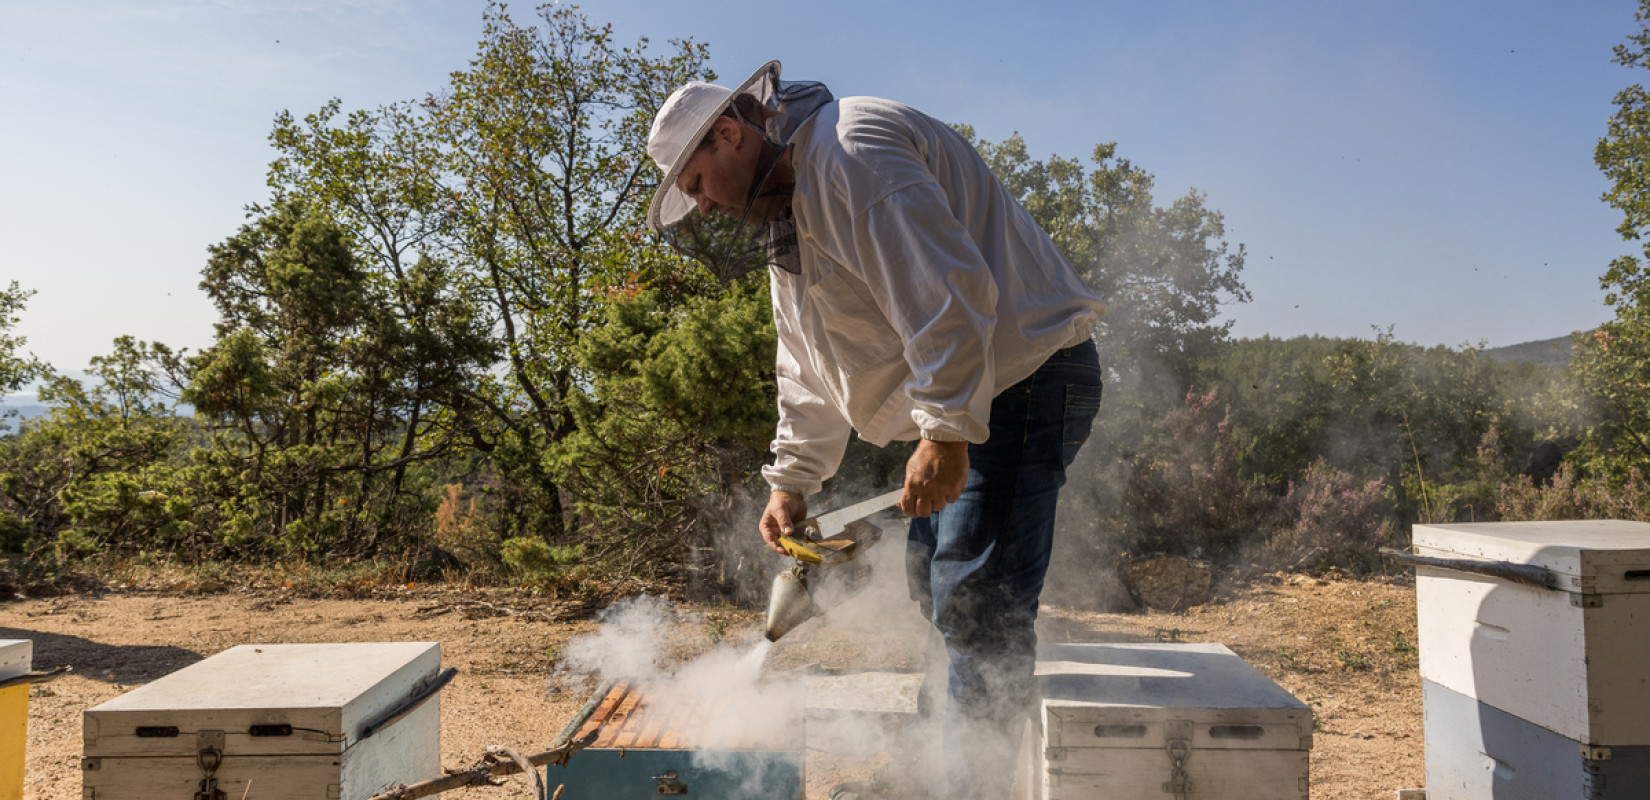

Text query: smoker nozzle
(765, 564), (817, 642)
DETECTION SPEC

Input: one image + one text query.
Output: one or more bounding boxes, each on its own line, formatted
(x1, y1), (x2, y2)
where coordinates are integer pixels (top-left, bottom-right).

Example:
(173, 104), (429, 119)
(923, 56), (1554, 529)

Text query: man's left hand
(902, 439), (968, 517)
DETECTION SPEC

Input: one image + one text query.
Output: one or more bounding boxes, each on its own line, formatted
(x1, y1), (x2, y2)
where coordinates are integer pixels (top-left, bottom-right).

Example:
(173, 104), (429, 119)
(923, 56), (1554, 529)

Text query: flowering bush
(1497, 463), (1650, 521)
(1265, 459), (1396, 571)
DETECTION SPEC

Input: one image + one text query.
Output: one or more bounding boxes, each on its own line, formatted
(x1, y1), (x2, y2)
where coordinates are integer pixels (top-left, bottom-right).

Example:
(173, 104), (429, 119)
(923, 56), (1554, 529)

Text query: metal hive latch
(194, 730), (227, 800)
(1163, 720), (1193, 797)
(652, 770), (689, 795)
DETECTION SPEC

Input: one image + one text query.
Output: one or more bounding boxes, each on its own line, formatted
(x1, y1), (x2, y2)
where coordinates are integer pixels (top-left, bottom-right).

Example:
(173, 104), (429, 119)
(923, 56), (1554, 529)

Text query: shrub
(500, 537), (585, 585)
(1497, 463), (1650, 521)
(1265, 459), (1396, 571)
(1123, 390), (1271, 559)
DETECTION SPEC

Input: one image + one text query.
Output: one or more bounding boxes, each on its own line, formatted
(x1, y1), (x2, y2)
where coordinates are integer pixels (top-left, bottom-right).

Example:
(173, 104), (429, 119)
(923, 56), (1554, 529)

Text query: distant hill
(1481, 335), (1576, 369)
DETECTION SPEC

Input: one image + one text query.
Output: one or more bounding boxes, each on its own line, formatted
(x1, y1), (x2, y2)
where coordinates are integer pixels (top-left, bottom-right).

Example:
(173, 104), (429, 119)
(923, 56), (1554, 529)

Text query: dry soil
(4, 572), (1421, 799)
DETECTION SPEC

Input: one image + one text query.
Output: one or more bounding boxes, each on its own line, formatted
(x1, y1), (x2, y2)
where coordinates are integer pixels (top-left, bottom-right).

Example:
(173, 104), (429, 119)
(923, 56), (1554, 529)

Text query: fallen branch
(411, 598), (554, 621)
(365, 730), (596, 800)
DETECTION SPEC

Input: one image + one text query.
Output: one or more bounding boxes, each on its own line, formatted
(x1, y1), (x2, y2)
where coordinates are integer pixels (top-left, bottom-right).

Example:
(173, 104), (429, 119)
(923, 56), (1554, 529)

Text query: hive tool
(764, 488), (904, 641)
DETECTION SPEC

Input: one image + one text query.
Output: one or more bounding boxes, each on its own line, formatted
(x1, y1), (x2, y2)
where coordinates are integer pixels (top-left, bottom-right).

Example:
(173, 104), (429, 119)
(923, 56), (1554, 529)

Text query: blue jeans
(905, 338), (1102, 792)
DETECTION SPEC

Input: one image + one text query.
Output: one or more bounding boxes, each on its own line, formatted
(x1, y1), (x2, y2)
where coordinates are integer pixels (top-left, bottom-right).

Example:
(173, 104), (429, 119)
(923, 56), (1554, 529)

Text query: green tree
(0, 282), (44, 433)
(961, 132), (1249, 382)
(266, 2), (713, 545)
(183, 201), (488, 558)
(548, 280), (776, 575)
(1586, 0), (1650, 479)
(0, 337), (188, 559)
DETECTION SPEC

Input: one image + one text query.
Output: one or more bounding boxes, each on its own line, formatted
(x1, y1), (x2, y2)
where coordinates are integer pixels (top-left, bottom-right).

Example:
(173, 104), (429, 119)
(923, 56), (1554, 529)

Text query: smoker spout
(765, 564), (816, 642)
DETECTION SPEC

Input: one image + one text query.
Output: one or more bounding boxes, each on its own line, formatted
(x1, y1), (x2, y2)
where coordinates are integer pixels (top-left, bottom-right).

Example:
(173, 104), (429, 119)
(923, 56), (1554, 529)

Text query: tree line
(4, 2), (1650, 590)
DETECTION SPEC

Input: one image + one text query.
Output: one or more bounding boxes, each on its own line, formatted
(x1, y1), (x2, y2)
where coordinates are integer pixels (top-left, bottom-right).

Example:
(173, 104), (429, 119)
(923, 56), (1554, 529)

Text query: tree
(266, 2), (713, 545)
(1586, 0), (1650, 480)
(182, 200), (490, 557)
(961, 132), (1250, 383)
(0, 337), (188, 559)
(0, 282), (43, 433)
(547, 280), (777, 575)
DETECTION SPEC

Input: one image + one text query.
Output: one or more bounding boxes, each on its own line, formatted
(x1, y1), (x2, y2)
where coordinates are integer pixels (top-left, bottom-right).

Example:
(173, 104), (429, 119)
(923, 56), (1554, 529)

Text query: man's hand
(902, 439), (969, 517)
(759, 490), (808, 554)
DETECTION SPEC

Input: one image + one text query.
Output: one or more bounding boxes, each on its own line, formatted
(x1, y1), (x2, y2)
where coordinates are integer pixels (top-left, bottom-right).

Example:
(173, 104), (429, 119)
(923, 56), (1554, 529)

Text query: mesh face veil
(648, 63), (831, 282)
(660, 137), (799, 282)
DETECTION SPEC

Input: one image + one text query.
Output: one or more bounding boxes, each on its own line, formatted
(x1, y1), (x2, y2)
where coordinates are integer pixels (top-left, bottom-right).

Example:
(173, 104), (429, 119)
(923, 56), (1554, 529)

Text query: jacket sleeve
(761, 306), (854, 495)
(844, 179), (1001, 443)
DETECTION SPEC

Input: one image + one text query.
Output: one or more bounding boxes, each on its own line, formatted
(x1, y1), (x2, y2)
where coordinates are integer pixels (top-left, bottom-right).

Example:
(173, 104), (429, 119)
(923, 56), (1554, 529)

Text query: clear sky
(0, 0), (1638, 371)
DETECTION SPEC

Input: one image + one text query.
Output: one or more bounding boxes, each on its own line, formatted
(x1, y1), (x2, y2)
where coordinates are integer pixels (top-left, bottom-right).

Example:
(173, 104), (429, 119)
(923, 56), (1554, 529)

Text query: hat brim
(647, 60), (781, 233)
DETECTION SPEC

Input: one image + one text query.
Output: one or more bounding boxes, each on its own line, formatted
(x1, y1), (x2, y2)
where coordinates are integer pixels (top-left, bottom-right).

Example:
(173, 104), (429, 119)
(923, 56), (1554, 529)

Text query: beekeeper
(646, 61), (1106, 798)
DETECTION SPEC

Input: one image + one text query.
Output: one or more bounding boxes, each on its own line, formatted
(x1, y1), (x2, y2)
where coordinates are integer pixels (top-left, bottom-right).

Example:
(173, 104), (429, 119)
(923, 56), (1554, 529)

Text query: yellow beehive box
(0, 639), (32, 800)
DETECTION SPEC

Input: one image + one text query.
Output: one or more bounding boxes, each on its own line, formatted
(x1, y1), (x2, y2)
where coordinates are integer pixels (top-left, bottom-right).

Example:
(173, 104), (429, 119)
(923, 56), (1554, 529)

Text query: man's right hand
(759, 490), (808, 554)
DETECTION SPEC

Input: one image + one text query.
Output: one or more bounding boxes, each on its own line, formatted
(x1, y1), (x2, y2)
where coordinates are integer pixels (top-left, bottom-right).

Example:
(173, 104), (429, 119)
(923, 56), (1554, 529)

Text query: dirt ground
(3, 571), (1422, 799)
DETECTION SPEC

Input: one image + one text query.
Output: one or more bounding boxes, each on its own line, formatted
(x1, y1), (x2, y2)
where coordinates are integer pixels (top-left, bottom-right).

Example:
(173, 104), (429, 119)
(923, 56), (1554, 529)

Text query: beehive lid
(572, 681), (802, 752)
(1039, 643), (1307, 712)
(1413, 520), (1650, 594)
(1038, 643), (1312, 751)
(84, 642), (439, 758)
(0, 639), (30, 681)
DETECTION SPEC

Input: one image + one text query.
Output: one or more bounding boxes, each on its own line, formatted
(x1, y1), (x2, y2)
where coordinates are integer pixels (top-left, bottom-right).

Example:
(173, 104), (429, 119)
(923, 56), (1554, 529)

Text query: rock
(1121, 556), (1215, 611)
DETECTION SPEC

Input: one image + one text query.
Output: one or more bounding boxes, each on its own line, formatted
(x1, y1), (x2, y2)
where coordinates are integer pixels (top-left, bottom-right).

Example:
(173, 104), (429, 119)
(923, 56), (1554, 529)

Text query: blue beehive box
(1423, 680), (1650, 799)
(546, 681), (803, 799)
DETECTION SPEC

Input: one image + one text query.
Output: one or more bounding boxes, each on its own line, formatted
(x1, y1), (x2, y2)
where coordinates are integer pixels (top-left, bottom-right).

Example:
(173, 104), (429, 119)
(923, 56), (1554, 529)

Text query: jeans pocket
(1061, 382), (1103, 465)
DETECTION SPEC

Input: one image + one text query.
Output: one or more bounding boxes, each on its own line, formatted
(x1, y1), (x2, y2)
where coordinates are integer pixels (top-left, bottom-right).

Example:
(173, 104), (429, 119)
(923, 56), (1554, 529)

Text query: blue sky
(0, 0), (1638, 370)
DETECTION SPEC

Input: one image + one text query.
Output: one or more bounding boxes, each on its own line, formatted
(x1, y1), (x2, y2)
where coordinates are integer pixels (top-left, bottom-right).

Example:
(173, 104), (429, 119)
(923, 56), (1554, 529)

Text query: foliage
(0, 282), (44, 433)
(960, 130), (1248, 397)
(1194, 333), (1581, 526)
(500, 537), (585, 585)
(266, 2), (714, 548)
(1586, 0), (1650, 481)
(1498, 463), (1650, 522)
(547, 280), (776, 576)
(171, 201), (482, 559)
(0, 337), (189, 559)
(1265, 459), (1396, 572)
(1119, 390), (1272, 560)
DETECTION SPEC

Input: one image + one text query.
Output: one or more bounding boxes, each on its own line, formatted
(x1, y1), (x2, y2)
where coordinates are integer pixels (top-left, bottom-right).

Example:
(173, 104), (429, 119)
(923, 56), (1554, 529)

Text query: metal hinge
(1582, 744), (1613, 761)
(1571, 593), (1603, 608)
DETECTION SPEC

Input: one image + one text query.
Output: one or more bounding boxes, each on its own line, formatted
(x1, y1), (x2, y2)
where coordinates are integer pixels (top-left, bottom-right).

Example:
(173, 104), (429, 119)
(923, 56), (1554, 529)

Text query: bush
(0, 509), (28, 553)
(500, 537), (585, 584)
(1265, 459), (1396, 571)
(1497, 463), (1650, 521)
(1122, 390), (1271, 559)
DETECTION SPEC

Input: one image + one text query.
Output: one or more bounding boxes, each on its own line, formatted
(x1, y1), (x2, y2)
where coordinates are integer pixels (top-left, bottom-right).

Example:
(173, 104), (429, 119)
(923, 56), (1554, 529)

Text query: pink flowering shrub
(1264, 459), (1396, 571)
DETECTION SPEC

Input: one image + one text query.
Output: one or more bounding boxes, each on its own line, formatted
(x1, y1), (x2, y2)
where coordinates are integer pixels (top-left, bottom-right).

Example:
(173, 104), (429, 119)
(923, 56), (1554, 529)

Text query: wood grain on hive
(571, 681), (802, 751)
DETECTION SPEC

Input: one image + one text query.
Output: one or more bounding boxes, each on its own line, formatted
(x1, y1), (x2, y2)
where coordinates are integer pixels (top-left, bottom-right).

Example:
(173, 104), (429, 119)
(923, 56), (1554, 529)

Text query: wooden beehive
(1412, 521), (1650, 798)
(82, 643), (444, 800)
(1, 639), (30, 800)
(1035, 643), (1312, 800)
(547, 681), (804, 799)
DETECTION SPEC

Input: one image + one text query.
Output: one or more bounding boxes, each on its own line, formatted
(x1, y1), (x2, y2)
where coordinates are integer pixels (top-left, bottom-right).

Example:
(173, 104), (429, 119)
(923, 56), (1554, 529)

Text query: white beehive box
(1413, 520), (1650, 744)
(82, 643), (443, 800)
(1036, 643), (1312, 800)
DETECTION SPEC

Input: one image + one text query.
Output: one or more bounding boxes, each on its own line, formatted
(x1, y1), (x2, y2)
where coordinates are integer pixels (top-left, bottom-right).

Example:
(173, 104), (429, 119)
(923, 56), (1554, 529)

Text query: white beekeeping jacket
(762, 96), (1105, 495)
